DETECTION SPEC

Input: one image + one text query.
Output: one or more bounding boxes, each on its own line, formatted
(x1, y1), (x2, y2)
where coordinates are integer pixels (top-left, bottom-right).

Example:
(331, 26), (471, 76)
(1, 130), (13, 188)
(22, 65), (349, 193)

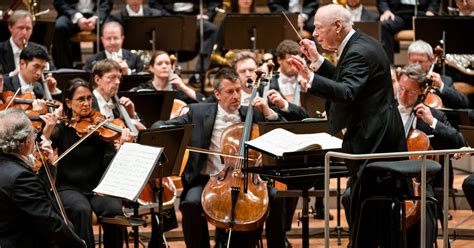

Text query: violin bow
(4, 88), (22, 110)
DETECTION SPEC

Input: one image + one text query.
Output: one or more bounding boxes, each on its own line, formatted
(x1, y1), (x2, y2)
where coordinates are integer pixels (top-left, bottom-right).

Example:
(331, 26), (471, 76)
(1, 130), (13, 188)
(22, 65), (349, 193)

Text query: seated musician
(84, 21), (144, 74)
(406, 40), (470, 109)
(107, 0), (164, 27)
(0, 108), (85, 248)
(151, 67), (283, 248)
(0, 10), (54, 77)
(41, 78), (134, 248)
(130, 51), (206, 103)
(2, 45), (60, 113)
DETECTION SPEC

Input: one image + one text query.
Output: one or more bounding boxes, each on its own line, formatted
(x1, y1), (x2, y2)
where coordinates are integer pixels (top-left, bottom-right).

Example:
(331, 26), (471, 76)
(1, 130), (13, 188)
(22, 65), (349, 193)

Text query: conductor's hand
(414, 103), (435, 127)
(266, 90), (287, 110)
(287, 55), (311, 81)
(299, 39), (320, 63)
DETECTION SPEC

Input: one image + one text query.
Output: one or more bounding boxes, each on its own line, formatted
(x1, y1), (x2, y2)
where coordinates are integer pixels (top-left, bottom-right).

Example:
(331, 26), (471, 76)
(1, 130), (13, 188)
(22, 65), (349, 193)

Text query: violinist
(130, 51), (206, 103)
(2, 45), (60, 114)
(151, 67), (281, 248)
(407, 40), (470, 109)
(0, 108), (85, 248)
(41, 78), (134, 248)
(397, 64), (468, 227)
(0, 10), (53, 77)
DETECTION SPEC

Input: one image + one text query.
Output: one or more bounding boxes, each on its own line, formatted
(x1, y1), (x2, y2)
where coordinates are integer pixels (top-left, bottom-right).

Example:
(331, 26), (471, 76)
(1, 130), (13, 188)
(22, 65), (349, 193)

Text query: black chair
(353, 159), (444, 248)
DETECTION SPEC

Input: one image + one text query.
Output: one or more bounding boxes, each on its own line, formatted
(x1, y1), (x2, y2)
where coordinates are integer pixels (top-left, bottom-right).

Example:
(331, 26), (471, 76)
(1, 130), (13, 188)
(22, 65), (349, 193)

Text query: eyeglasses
(72, 95), (93, 103)
(103, 74), (122, 82)
(398, 85), (420, 97)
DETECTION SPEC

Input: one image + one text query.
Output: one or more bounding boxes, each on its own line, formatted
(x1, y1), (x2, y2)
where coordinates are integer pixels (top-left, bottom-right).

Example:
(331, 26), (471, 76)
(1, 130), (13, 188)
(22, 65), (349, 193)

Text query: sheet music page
(93, 143), (163, 201)
(245, 128), (342, 157)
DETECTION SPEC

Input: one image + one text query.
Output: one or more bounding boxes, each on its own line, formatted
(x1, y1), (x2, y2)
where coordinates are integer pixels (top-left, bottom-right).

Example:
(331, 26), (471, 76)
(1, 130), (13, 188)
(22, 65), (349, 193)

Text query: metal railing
(324, 148), (474, 248)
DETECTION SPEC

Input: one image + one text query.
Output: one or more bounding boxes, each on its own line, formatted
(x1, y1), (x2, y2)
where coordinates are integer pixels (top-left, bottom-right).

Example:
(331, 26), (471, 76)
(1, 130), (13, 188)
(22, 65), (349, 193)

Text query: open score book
(245, 128), (342, 157)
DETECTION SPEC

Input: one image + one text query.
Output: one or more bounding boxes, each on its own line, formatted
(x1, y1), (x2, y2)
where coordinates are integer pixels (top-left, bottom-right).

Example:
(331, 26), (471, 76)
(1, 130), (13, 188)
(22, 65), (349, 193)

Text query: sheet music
(94, 143), (163, 201)
(245, 128), (342, 157)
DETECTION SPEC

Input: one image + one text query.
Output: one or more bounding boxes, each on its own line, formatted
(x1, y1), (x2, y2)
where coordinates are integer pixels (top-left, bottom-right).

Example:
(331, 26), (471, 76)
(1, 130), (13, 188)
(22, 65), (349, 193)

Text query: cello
(201, 72), (269, 233)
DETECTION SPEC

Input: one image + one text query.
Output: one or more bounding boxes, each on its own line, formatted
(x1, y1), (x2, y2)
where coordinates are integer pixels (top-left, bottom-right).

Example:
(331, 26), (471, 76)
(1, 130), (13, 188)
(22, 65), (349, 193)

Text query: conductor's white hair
(316, 4), (353, 27)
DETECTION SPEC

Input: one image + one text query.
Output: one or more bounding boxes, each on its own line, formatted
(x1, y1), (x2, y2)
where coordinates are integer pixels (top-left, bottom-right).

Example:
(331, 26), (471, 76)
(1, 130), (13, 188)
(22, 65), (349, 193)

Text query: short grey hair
(0, 108), (35, 154)
(398, 64), (428, 87)
(408, 40), (434, 58)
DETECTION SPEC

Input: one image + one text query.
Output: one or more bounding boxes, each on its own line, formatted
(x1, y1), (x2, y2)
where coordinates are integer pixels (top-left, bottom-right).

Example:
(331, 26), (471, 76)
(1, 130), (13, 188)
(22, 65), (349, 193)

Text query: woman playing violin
(42, 78), (133, 248)
(130, 51), (206, 103)
(0, 108), (85, 248)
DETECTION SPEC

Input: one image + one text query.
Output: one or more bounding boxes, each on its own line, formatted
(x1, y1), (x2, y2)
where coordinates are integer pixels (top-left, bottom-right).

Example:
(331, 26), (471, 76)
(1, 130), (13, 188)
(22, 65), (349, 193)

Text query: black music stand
(122, 16), (196, 52)
(414, 16), (474, 54)
(223, 13), (299, 51)
(244, 143), (347, 248)
(135, 124), (192, 247)
(118, 91), (176, 127)
(50, 69), (91, 95)
(353, 21), (381, 42)
(119, 74), (153, 92)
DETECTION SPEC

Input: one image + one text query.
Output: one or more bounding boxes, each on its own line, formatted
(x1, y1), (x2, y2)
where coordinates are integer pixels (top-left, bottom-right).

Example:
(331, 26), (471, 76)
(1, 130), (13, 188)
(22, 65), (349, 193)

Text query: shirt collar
(9, 37), (22, 55)
(93, 89), (114, 108)
(126, 4), (144, 16)
(346, 5), (363, 22)
(18, 73), (35, 93)
(105, 49), (123, 61)
(337, 29), (356, 58)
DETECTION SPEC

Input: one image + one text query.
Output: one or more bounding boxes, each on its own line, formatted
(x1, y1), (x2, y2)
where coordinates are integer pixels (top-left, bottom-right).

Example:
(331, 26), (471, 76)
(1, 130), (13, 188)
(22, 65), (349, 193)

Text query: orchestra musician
(0, 108), (85, 248)
(41, 78), (134, 248)
(107, 0), (164, 27)
(406, 40), (470, 110)
(0, 10), (53, 77)
(52, 0), (113, 69)
(130, 51), (206, 103)
(287, 4), (406, 247)
(151, 67), (282, 248)
(2, 45), (60, 113)
(84, 21), (144, 74)
(267, 0), (319, 35)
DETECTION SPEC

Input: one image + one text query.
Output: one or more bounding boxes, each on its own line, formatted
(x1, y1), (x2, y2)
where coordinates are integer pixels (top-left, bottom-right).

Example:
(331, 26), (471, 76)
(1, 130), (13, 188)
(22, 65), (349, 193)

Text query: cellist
(396, 64), (467, 246)
(0, 108), (85, 248)
(151, 67), (282, 248)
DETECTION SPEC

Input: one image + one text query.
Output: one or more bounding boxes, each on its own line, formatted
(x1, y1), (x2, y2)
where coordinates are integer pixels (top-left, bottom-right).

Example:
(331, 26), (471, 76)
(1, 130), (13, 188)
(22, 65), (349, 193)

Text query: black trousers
(59, 189), (124, 248)
(462, 174), (474, 211)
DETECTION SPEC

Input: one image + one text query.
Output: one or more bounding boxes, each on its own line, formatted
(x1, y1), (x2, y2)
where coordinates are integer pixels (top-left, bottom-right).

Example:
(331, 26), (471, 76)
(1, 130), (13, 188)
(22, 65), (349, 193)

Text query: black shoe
(284, 237), (292, 248)
(314, 210), (334, 220)
(448, 213), (453, 220)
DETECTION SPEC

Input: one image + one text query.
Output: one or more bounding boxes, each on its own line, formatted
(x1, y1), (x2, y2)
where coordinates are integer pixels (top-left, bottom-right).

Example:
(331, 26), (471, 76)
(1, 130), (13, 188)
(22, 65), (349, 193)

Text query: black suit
(377, 0), (439, 63)
(436, 75), (471, 109)
(83, 49), (144, 73)
(268, 0), (319, 32)
(0, 153), (84, 248)
(107, 6), (163, 26)
(0, 40), (52, 75)
(3, 74), (46, 99)
(151, 103), (287, 248)
(361, 6), (380, 21)
(267, 76), (309, 121)
(52, 0), (113, 68)
(309, 30), (407, 246)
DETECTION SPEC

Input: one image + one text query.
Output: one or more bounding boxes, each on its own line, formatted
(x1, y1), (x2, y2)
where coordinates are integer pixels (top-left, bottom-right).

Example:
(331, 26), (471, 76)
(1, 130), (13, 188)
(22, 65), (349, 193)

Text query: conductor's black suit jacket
(309, 30), (407, 176)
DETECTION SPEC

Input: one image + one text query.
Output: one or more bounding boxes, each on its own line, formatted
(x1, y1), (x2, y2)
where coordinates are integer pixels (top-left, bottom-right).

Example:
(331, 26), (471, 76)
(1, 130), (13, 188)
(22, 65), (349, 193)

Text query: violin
(67, 110), (127, 142)
(1, 91), (60, 113)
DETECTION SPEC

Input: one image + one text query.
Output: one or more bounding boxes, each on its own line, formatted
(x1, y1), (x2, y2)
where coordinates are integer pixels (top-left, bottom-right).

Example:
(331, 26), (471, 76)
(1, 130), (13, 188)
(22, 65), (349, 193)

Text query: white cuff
(307, 72), (315, 90)
(265, 111), (279, 121)
(72, 12), (84, 24)
(438, 82), (445, 93)
(309, 55), (325, 71)
(429, 118), (438, 129)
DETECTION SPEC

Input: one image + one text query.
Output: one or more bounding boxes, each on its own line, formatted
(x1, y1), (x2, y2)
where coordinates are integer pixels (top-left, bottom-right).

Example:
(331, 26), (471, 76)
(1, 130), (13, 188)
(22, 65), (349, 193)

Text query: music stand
(414, 16), (474, 54)
(50, 69), (91, 94)
(119, 74), (153, 92)
(353, 21), (381, 42)
(122, 16), (196, 52)
(244, 142), (347, 248)
(136, 124), (192, 246)
(223, 13), (299, 51)
(118, 91), (176, 127)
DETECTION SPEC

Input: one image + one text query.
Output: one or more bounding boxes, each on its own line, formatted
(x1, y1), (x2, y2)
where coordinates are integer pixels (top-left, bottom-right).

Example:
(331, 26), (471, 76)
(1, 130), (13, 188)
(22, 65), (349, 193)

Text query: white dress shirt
(9, 37), (21, 72)
(93, 89), (115, 119)
(203, 104), (241, 175)
(126, 4), (144, 16)
(346, 5), (363, 22)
